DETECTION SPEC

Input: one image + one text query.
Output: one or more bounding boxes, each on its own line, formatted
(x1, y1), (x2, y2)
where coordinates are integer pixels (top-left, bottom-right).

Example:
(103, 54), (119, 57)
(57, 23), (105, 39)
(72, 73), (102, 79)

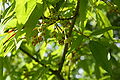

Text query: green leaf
(2, 3), (15, 24)
(79, 0), (88, 22)
(32, 67), (47, 80)
(96, 1), (107, 11)
(5, 18), (17, 29)
(40, 42), (46, 59)
(2, 4), (12, 18)
(0, 57), (3, 80)
(0, 42), (4, 54)
(89, 40), (112, 74)
(80, 60), (90, 74)
(3, 57), (11, 73)
(0, 32), (16, 56)
(15, 0), (36, 24)
(91, 26), (120, 35)
(3, 40), (15, 57)
(55, 0), (64, 11)
(97, 9), (113, 38)
(69, 35), (84, 52)
(15, 0), (43, 39)
(79, 0), (88, 30)
(0, 24), (5, 34)
(20, 41), (35, 54)
(16, 39), (24, 50)
(94, 64), (101, 79)
(98, 10), (111, 27)
(113, 0), (120, 11)
(23, 2), (43, 39)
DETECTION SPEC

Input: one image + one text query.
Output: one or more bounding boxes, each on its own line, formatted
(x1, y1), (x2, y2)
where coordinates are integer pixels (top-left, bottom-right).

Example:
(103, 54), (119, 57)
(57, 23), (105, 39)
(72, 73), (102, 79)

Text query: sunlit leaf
(2, 3), (15, 24)
(97, 9), (113, 38)
(5, 18), (17, 29)
(0, 24), (4, 34)
(16, 39), (24, 50)
(40, 42), (46, 59)
(3, 40), (14, 56)
(15, 0), (36, 24)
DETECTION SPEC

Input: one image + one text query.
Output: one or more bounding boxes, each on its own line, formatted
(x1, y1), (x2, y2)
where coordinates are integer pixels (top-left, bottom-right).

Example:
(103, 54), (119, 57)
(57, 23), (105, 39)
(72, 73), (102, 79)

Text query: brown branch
(58, 0), (80, 72)
(19, 47), (64, 80)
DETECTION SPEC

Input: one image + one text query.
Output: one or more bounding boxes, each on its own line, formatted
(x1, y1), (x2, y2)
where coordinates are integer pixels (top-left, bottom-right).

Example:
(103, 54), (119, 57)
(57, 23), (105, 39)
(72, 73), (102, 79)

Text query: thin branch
(19, 47), (64, 80)
(58, 0), (80, 72)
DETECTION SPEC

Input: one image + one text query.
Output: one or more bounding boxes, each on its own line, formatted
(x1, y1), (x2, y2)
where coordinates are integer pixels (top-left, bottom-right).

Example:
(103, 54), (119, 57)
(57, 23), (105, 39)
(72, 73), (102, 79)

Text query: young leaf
(89, 40), (112, 74)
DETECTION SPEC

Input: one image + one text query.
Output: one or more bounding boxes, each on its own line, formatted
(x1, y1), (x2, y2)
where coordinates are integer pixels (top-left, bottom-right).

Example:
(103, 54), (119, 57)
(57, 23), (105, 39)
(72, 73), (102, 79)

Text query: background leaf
(79, 0), (88, 30)
(97, 9), (113, 38)
(23, 2), (43, 39)
(0, 57), (3, 80)
(112, 0), (120, 11)
(89, 40), (112, 74)
(91, 26), (120, 35)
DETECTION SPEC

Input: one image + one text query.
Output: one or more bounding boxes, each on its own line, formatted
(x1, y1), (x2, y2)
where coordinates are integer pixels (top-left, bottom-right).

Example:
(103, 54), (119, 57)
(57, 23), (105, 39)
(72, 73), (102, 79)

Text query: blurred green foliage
(0, 0), (120, 80)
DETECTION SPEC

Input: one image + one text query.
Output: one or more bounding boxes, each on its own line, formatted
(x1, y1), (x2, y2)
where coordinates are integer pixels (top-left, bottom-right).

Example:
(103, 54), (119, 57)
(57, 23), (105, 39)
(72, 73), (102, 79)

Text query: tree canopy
(0, 0), (120, 80)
